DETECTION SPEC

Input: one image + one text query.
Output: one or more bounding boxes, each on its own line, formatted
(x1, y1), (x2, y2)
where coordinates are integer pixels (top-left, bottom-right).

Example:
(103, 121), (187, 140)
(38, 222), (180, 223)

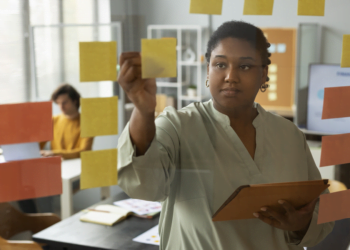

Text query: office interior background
(1, 0), (350, 249)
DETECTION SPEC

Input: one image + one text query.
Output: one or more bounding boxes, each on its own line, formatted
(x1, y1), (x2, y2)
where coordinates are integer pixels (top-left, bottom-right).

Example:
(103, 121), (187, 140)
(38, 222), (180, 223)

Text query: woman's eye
(215, 63), (225, 69)
(240, 65), (251, 70)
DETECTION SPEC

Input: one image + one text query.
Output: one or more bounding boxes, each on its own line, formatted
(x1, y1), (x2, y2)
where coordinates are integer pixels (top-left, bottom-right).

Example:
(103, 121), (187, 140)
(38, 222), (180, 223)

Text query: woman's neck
(64, 110), (80, 120)
(213, 100), (258, 129)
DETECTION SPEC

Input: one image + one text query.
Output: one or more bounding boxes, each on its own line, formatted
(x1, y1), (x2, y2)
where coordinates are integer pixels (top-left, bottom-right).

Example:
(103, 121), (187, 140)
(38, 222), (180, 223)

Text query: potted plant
(187, 85), (197, 97)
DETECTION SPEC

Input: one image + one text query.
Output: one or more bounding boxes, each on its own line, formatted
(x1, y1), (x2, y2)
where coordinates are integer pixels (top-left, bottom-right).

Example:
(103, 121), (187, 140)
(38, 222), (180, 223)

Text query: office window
(0, 0), (27, 104)
(30, 0), (61, 101)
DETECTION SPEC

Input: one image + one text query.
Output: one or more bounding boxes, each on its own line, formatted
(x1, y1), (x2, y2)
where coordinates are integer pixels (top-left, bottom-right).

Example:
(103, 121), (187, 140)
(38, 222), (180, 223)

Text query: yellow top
(41, 114), (93, 159)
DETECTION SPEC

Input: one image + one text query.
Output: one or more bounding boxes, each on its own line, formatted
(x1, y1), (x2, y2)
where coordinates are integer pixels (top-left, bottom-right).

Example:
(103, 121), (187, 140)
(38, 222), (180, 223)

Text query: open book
(212, 179), (329, 221)
(80, 204), (133, 226)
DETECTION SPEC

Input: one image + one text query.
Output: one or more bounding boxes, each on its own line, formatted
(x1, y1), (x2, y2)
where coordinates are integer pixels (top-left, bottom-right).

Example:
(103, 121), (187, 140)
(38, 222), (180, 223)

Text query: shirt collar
(205, 99), (265, 128)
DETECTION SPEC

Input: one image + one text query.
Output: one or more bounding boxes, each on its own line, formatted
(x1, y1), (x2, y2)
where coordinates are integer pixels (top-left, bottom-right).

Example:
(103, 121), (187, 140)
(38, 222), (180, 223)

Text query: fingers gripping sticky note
(298, 0), (325, 16)
(341, 35), (350, 68)
(81, 149), (117, 189)
(243, 0), (274, 15)
(189, 0), (223, 15)
(322, 86), (350, 119)
(81, 96), (118, 137)
(141, 38), (177, 79)
(318, 190), (350, 224)
(80, 41), (117, 82)
(320, 133), (350, 167)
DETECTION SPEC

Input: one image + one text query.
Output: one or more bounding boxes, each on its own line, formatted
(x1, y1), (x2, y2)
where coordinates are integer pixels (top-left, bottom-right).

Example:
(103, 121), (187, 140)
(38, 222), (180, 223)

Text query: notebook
(80, 204), (133, 226)
(212, 179), (329, 221)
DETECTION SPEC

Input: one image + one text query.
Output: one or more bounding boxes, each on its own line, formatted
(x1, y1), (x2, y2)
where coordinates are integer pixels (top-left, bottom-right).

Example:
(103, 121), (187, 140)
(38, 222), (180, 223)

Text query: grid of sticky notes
(80, 149), (118, 189)
(243, 0), (274, 15)
(79, 41), (117, 82)
(298, 0), (325, 16)
(341, 35), (350, 68)
(141, 38), (177, 79)
(189, 0), (329, 16)
(318, 85), (350, 224)
(189, 0), (223, 15)
(81, 96), (118, 137)
(80, 96), (119, 189)
(0, 102), (62, 203)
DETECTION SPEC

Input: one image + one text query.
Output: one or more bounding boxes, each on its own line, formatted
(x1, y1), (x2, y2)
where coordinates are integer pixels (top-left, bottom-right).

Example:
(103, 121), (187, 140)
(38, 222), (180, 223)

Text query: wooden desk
(33, 192), (159, 250)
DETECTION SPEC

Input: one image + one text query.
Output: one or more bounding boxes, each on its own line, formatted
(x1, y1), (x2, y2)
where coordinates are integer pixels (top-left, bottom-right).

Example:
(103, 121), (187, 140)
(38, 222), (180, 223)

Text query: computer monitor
(307, 64), (350, 134)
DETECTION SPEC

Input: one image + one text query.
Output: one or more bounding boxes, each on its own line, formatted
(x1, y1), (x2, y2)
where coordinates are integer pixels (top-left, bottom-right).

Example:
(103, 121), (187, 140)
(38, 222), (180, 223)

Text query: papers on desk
(113, 198), (162, 216)
(80, 205), (132, 226)
(133, 225), (160, 246)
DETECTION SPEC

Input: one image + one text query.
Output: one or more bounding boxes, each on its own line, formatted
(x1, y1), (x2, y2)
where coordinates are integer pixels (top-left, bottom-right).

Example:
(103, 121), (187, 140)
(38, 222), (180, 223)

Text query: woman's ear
(263, 65), (268, 83)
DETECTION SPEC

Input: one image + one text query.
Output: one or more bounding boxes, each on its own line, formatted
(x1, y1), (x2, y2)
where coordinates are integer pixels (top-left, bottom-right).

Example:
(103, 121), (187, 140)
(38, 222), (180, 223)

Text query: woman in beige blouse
(117, 21), (334, 250)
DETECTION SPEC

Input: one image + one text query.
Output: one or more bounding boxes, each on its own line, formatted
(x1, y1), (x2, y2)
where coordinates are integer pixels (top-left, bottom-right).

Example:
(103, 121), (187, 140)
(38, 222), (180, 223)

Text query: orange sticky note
(0, 102), (53, 145)
(320, 133), (350, 167)
(189, 0), (223, 15)
(322, 86), (350, 119)
(298, 0), (325, 16)
(341, 35), (350, 68)
(243, 0), (274, 15)
(318, 189), (350, 224)
(0, 157), (62, 203)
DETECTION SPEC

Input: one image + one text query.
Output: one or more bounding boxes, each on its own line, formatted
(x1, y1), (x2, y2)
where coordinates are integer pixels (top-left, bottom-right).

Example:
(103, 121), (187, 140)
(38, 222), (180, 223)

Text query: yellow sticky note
(81, 96), (118, 137)
(298, 0), (325, 16)
(189, 0), (223, 15)
(141, 38), (177, 79)
(81, 149), (117, 189)
(244, 0), (274, 15)
(79, 41), (117, 82)
(341, 35), (350, 68)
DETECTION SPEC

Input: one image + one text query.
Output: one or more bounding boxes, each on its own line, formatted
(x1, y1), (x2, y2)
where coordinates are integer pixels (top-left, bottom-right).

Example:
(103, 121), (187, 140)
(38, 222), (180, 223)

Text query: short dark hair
(51, 83), (81, 109)
(205, 21), (272, 81)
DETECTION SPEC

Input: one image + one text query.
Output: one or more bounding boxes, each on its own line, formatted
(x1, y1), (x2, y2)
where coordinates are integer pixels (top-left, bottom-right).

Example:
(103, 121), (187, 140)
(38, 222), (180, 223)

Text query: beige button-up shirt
(118, 100), (334, 250)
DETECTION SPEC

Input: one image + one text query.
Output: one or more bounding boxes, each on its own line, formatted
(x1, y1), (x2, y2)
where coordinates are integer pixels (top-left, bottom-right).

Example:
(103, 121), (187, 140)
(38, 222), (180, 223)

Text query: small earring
(260, 83), (269, 92)
(206, 79), (209, 88)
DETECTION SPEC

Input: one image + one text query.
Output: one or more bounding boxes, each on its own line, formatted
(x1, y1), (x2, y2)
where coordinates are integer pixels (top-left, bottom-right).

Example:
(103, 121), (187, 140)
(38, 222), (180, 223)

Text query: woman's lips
(221, 88), (241, 97)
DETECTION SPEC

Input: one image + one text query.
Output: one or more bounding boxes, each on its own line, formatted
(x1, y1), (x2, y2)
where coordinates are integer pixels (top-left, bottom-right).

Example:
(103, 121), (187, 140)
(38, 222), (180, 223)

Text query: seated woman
(116, 21), (334, 249)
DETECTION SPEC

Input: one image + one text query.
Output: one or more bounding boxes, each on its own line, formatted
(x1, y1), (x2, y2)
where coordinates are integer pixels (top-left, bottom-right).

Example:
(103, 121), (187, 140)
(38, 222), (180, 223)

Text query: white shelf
(124, 103), (135, 110)
(148, 25), (208, 109)
(156, 82), (187, 88)
(148, 25), (204, 31)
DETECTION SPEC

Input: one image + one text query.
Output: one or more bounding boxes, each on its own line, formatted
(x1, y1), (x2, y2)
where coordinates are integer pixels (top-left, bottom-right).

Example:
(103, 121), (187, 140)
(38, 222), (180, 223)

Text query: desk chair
(0, 202), (60, 249)
(307, 180), (349, 250)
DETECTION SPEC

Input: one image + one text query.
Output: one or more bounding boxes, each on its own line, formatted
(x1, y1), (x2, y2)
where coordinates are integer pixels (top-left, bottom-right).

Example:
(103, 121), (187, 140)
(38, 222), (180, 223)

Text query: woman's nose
(225, 67), (239, 83)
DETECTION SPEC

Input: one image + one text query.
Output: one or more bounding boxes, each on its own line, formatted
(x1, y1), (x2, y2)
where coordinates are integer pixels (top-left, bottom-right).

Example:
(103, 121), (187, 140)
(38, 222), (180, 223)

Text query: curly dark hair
(51, 83), (81, 109)
(205, 20), (272, 82)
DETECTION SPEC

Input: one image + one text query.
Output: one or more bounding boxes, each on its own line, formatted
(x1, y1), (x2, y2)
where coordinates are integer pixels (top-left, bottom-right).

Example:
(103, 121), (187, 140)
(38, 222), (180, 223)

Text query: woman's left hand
(253, 198), (318, 235)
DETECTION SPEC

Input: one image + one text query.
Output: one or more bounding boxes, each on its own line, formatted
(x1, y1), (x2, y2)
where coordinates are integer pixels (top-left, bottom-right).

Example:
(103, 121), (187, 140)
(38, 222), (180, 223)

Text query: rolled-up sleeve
(285, 133), (335, 247)
(117, 108), (180, 202)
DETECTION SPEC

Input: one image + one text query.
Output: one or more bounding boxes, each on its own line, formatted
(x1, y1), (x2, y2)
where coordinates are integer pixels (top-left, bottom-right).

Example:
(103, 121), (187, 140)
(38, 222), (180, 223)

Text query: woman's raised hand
(118, 52), (157, 115)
